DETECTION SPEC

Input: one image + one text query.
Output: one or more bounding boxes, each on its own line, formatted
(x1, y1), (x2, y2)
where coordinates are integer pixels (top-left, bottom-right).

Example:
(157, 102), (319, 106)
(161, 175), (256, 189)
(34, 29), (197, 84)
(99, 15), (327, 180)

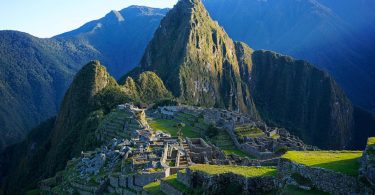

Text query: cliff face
(203, 0), (375, 113)
(250, 50), (354, 149)
(125, 0), (372, 149)
(134, 0), (259, 117)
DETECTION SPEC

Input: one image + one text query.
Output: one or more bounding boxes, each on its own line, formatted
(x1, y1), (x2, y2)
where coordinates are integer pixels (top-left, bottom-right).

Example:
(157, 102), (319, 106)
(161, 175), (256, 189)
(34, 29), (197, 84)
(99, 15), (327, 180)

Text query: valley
(0, 0), (374, 194)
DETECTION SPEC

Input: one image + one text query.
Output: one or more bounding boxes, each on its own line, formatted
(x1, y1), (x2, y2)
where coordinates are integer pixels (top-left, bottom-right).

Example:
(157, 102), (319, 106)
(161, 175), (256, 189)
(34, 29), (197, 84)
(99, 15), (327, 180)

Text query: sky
(0, 0), (178, 38)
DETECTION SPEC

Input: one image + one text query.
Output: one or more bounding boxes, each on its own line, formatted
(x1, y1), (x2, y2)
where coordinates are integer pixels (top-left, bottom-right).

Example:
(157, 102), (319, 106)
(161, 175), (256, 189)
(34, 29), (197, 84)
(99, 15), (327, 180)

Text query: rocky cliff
(125, 0), (373, 149)
(129, 0), (259, 117)
(251, 50), (354, 149)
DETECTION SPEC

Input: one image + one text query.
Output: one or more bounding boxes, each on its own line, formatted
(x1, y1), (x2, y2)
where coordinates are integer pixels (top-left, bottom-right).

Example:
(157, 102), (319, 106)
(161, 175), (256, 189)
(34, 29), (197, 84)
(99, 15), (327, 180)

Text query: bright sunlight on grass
(148, 118), (201, 138)
(189, 164), (277, 177)
(282, 151), (362, 176)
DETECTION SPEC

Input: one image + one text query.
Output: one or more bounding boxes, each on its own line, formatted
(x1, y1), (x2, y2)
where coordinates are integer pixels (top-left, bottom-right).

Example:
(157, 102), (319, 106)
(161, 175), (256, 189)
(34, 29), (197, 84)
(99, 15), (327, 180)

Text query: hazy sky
(0, 0), (178, 38)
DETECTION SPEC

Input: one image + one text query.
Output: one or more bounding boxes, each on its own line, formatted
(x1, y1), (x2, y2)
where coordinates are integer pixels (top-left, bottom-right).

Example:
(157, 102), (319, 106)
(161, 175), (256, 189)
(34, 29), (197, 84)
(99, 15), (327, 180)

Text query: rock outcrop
(124, 0), (372, 149)
(251, 50), (354, 149)
(128, 0), (259, 117)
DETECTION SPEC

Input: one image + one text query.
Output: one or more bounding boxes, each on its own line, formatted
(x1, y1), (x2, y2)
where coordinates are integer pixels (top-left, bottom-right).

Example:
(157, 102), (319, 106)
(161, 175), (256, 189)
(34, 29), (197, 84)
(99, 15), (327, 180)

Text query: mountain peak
(106, 10), (125, 22)
(133, 0), (259, 116)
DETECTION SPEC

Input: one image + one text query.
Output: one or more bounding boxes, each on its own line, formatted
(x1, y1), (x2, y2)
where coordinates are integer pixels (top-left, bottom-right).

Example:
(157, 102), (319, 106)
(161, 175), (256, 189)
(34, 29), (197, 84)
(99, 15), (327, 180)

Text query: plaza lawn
(282, 151), (362, 176)
(148, 118), (201, 138)
(189, 164), (277, 177)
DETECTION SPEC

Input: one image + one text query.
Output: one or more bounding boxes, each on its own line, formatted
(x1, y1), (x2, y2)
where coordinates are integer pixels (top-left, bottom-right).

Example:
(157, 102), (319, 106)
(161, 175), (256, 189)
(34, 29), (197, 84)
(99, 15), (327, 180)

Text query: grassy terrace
(235, 125), (265, 138)
(148, 118), (201, 138)
(143, 180), (165, 195)
(189, 164), (277, 177)
(368, 137), (375, 147)
(149, 118), (255, 159)
(282, 151), (363, 176)
(143, 174), (194, 195)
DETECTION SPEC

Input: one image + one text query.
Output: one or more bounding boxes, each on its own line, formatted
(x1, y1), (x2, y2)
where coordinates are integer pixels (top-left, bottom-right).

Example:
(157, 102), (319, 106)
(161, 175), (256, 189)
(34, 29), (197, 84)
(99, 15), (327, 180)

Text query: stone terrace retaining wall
(177, 168), (277, 194)
(160, 180), (184, 195)
(278, 159), (359, 194)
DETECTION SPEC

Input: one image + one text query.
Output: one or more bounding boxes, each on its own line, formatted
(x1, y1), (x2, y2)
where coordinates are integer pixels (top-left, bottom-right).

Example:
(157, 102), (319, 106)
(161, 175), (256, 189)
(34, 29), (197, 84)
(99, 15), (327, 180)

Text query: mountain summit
(125, 0), (374, 149)
(129, 0), (259, 116)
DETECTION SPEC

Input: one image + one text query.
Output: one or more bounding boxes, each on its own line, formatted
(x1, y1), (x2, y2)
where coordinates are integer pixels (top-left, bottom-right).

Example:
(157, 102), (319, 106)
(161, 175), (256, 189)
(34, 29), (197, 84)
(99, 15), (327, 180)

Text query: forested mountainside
(126, 0), (375, 149)
(0, 6), (167, 150)
(203, 0), (375, 112)
(1, 0), (374, 194)
(0, 61), (171, 194)
(0, 31), (99, 150)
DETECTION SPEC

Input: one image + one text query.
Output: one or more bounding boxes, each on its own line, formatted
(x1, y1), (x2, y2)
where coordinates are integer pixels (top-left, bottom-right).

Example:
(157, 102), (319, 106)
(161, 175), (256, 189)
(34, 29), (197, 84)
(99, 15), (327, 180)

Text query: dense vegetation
(0, 31), (99, 150)
(203, 0), (375, 113)
(1, 0), (375, 194)
(130, 0), (259, 117)
(0, 60), (174, 194)
(0, 6), (168, 150)
(126, 0), (375, 150)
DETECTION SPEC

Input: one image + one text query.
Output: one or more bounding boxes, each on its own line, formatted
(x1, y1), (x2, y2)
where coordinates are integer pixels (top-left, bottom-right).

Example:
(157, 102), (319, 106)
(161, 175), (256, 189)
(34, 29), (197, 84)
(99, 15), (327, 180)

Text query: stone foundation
(278, 159), (359, 195)
(177, 168), (277, 194)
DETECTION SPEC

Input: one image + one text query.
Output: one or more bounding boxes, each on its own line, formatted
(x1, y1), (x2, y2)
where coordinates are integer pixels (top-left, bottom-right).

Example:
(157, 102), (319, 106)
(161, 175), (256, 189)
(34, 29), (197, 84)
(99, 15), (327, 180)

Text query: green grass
(143, 180), (165, 195)
(282, 185), (329, 195)
(235, 126), (265, 138)
(282, 151), (362, 176)
(189, 164), (277, 178)
(163, 174), (192, 194)
(271, 134), (280, 139)
(148, 118), (201, 138)
(368, 137), (375, 146)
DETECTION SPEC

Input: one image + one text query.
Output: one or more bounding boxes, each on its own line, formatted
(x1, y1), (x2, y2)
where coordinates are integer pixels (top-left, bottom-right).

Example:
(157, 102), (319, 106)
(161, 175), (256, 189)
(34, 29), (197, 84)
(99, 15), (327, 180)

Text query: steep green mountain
(0, 31), (99, 150)
(1, 61), (122, 194)
(250, 50), (354, 148)
(0, 6), (168, 150)
(202, 0), (375, 112)
(126, 0), (374, 149)
(0, 61), (171, 194)
(126, 0), (259, 117)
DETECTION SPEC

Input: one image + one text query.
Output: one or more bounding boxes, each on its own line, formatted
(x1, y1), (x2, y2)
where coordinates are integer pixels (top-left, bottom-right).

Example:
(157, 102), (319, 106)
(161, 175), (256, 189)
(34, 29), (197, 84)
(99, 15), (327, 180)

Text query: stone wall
(278, 159), (359, 195)
(114, 169), (169, 192)
(240, 143), (275, 160)
(178, 168), (277, 194)
(160, 180), (184, 195)
(360, 138), (375, 186)
(134, 171), (169, 187)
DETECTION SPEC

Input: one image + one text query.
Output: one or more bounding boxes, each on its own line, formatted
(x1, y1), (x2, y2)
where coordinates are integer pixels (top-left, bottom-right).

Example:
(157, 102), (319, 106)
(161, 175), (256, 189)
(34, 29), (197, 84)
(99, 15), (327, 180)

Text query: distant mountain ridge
(56, 6), (169, 78)
(203, 0), (375, 112)
(126, 0), (374, 149)
(1, 0), (375, 194)
(0, 30), (100, 150)
(0, 6), (168, 150)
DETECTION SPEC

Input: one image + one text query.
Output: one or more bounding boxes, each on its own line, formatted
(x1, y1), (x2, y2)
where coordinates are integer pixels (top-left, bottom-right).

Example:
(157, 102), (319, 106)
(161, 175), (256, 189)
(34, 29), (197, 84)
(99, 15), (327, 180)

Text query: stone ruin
(40, 103), (320, 195)
(155, 105), (318, 159)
